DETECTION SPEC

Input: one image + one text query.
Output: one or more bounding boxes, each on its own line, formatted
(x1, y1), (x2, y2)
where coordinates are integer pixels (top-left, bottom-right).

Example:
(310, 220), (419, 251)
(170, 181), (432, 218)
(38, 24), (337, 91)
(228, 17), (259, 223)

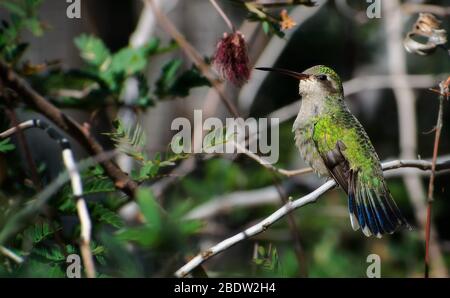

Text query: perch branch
(186, 155), (450, 220)
(175, 159), (450, 277)
(0, 60), (137, 198)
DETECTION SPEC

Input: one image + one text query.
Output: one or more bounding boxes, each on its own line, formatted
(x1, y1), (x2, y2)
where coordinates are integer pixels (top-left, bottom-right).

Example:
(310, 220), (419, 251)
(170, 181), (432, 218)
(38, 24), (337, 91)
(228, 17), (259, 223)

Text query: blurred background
(0, 0), (449, 277)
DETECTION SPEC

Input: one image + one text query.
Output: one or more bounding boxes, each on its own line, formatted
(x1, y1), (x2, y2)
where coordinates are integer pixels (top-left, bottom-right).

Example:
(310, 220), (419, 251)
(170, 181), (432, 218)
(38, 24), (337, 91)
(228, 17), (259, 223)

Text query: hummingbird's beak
(255, 67), (311, 80)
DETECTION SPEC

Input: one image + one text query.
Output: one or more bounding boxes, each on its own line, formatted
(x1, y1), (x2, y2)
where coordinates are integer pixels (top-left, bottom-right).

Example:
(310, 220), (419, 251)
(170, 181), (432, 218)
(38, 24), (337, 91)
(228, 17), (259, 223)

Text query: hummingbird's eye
(317, 75), (328, 81)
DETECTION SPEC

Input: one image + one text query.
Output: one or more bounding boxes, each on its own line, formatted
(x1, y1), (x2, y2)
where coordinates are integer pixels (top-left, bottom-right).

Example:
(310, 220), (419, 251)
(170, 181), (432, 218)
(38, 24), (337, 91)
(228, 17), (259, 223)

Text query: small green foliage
(155, 59), (210, 98)
(72, 35), (161, 107)
(0, 138), (15, 153)
(75, 34), (111, 67)
(0, 0), (44, 62)
(117, 188), (202, 250)
(253, 243), (280, 273)
(91, 202), (124, 229)
(23, 222), (61, 244)
(106, 119), (147, 162)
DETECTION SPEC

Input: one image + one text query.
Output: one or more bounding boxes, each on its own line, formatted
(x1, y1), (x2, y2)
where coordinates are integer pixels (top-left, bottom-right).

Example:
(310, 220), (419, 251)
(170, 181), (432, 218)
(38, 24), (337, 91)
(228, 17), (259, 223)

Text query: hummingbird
(256, 65), (410, 238)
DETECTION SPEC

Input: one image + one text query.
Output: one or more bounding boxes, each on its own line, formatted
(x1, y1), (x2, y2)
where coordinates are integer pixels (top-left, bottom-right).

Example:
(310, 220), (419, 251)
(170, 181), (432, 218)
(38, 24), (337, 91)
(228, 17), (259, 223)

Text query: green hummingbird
(256, 65), (410, 238)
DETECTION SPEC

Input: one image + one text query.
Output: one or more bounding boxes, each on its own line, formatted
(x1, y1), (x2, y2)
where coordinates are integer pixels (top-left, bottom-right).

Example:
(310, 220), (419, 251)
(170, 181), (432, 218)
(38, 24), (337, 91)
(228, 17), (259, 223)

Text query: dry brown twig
(425, 78), (449, 278)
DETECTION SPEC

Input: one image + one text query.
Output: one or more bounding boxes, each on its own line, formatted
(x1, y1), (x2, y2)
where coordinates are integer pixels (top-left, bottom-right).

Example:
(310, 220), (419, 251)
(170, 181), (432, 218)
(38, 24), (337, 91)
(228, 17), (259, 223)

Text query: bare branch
(0, 245), (24, 264)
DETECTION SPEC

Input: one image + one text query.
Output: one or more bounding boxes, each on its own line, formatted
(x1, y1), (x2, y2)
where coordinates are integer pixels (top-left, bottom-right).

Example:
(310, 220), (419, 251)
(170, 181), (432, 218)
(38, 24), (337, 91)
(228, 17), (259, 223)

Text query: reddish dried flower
(213, 31), (250, 86)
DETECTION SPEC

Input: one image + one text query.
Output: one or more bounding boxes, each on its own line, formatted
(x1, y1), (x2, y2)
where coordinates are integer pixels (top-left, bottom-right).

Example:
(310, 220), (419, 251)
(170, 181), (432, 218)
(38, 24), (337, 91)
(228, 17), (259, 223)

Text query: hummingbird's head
(255, 65), (344, 98)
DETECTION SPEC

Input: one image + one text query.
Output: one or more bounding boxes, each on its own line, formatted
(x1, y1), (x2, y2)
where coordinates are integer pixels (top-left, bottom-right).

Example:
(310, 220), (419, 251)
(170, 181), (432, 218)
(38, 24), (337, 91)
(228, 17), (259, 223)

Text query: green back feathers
(312, 111), (377, 175)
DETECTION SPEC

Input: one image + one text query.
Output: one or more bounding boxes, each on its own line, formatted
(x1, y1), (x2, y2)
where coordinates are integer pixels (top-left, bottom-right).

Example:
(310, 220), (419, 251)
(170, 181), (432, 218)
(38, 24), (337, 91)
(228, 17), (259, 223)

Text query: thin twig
(174, 159), (450, 277)
(209, 0), (235, 32)
(4, 107), (41, 189)
(233, 141), (313, 176)
(0, 245), (24, 264)
(425, 81), (447, 278)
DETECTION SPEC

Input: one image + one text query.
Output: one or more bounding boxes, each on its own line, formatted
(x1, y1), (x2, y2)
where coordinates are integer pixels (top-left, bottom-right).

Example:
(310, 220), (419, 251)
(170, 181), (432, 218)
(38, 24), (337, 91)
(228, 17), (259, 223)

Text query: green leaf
(142, 38), (161, 55)
(22, 259), (65, 277)
(0, 138), (15, 153)
(23, 222), (60, 244)
(104, 119), (146, 162)
(109, 47), (147, 76)
(22, 18), (43, 36)
(0, 2), (26, 17)
(116, 188), (162, 246)
(99, 232), (143, 277)
(178, 220), (202, 236)
(155, 59), (182, 95)
(155, 60), (209, 98)
(136, 188), (161, 230)
(75, 34), (111, 67)
(168, 66), (210, 97)
(134, 73), (154, 108)
(33, 246), (65, 262)
(262, 21), (270, 34)
(91, 203), (124, 228)
(83, 178), (115, 196)
(135, 161), (159, 181)
(116, 226), (157, 247)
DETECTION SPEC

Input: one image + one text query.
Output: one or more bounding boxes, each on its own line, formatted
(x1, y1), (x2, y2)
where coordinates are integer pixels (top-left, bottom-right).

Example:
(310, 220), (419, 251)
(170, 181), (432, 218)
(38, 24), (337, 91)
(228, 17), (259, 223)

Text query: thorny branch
(175, 159), (450, 277)
(0, 60), (138, 198)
